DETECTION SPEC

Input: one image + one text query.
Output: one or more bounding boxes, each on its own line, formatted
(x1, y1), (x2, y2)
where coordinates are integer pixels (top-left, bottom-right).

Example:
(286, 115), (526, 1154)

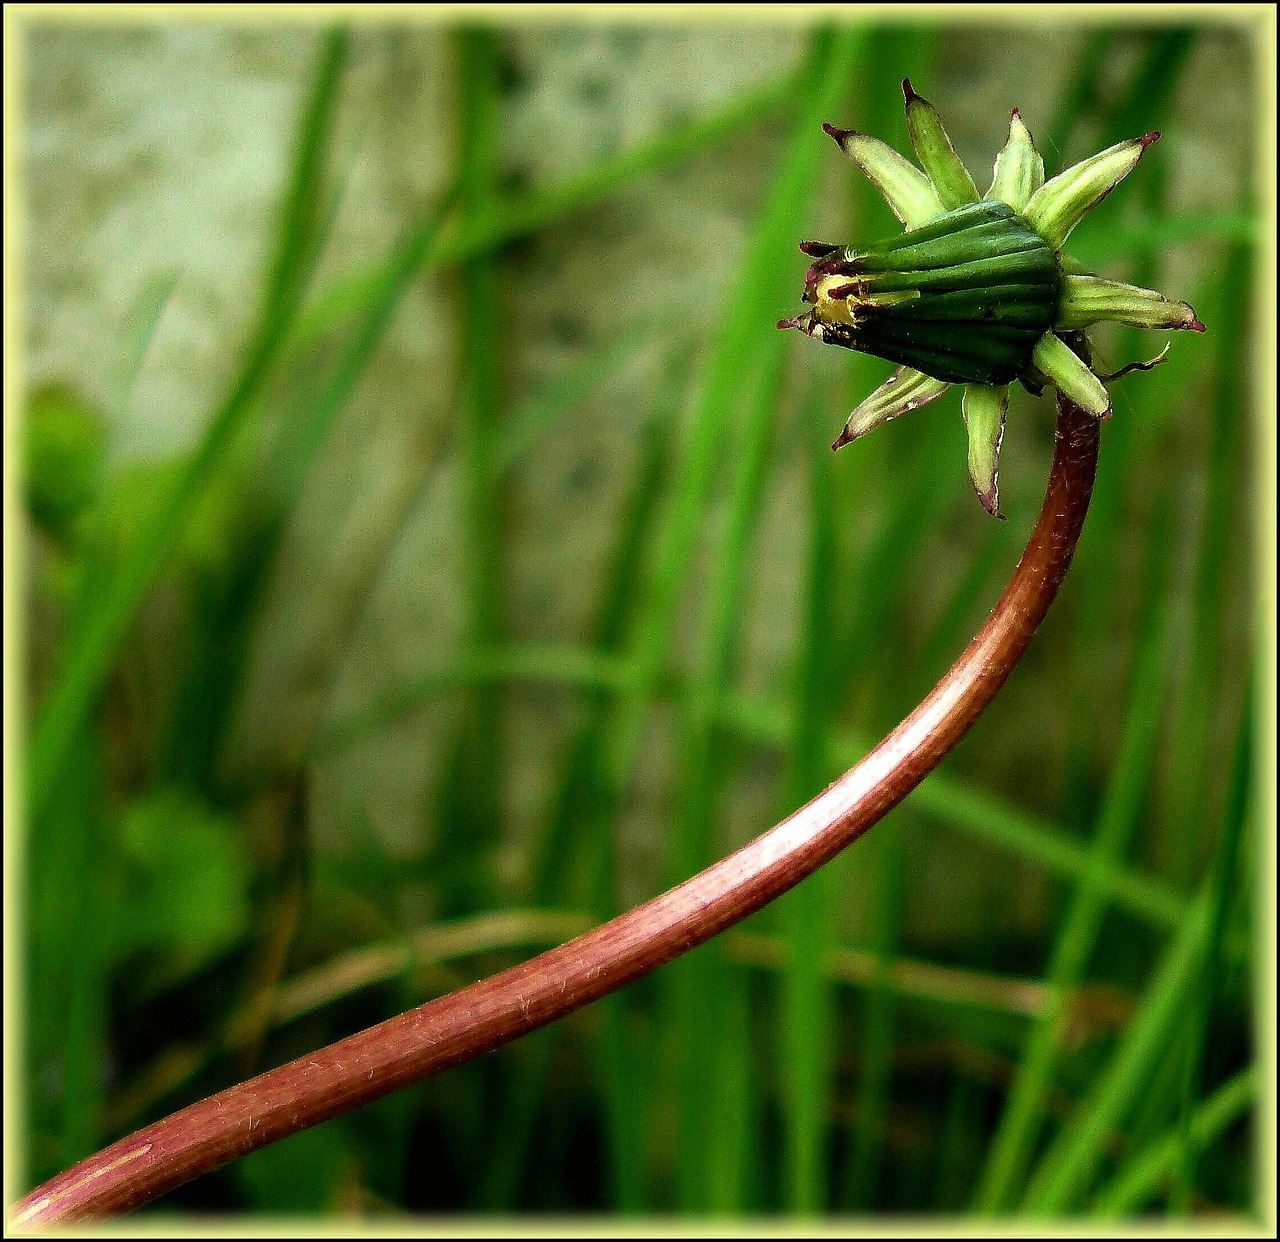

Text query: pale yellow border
(4, 3), (1276, 1238)
(4, 0), (30, 1234)
(1248, 4), (1278, 1238)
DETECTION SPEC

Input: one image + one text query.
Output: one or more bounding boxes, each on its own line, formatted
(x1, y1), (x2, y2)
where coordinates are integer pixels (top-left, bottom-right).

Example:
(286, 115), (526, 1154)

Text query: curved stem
(13, 397), (1099, 1228)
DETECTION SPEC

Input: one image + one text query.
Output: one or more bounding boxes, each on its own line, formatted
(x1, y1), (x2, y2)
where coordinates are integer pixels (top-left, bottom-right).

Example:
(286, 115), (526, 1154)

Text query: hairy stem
(13, 397), (1099, 1227)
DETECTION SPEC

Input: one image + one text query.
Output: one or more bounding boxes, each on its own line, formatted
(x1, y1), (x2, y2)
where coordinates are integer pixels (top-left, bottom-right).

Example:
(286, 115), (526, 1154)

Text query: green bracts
(795, 201), (1061, 385)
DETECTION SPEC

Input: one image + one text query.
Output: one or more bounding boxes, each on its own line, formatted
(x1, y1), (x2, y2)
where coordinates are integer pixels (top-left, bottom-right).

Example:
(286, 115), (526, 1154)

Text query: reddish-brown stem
(12, 398), (1100, 1228)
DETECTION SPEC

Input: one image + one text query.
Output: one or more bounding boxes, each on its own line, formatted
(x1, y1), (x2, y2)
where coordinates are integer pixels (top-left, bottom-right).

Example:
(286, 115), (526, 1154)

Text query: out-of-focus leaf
(23, 384), (105, 542)
(113, 789), (252, 977)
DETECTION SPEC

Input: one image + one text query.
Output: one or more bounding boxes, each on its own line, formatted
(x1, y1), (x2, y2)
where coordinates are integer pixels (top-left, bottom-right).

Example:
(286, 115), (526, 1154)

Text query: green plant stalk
(12, 392), (1100, 1225)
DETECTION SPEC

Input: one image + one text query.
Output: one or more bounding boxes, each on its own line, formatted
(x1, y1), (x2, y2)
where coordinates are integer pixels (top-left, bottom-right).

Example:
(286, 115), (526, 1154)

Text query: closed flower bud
(780, 82), (1204, 515)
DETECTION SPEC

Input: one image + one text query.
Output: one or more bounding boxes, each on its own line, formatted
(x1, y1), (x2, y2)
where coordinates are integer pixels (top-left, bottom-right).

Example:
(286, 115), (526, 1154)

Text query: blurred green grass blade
(670, 339), (783, 1212)
(28, 728), (110, 1182)
(308, 644), (627, 756)
(605, 27), (858, 798)
(288, 66), (800, 351)
(1052, 29), (1195, 834)
(497, 321), (691, 474)
(313, 648), (1195, 941)
(1072, 211), (1257, 265)
(975, 502), (1178, 1213)
(457, 23), (504, 674)
(598, 1004), (648, 1211)
(261, 183), (457, 515)
(1170, 683), (1254, 1211)
(218, 180), (457, 782)
(431, 27), (506, 916)
(934, 1053), (987, 1209)
(438, 76), (799, 264)
(841, 823), (903, 1212)
(724, 695), (1193, 936)
(526, 396), (677, 907)
(1159, 240), (1253, 894)
(779, 379), (844, 1215)
(110, 272), (180, 412)
(904, 778), (1185, 933)
(703, 965), (755, 1213)
(1019, 886), (1216, 1214)
(27, 29), (349, 818)
(478, 392), (676, 1210)
(1098, 28), (1196, 142)
(155, 139), (359, 787)
(648, 27), (862, 1212)
(829, 26), (938, 706)
(1094, 1068), (1256, 1217)
(262, 31), (350, 325)
(1045, 27), (1116, 153)
(583, 355), (692, 1213)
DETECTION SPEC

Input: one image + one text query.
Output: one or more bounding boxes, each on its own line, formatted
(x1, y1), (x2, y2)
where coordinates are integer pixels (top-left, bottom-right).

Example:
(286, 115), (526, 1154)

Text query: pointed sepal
(903, 78), (980, 210)
(832, 366), (950, 449)
(822, 122), (945, 229)
(1024, 132), (1159, 250)
(986, 108), (1045, 213)
(1056, 274), (1205, 333)
(961, 383), (1009, 517)
(1031, 332), (1111, 418)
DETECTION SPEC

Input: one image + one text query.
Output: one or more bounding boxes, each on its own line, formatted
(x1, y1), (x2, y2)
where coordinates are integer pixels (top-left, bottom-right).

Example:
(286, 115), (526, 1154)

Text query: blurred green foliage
(22, 385), (104, 544)
(16, 15), (1263, 1223)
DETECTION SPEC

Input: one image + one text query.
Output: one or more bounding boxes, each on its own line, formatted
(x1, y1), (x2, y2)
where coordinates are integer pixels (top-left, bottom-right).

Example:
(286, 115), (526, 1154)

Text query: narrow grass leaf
(27, 29), (350, 817)
(286, 67), (800, 354)
(1020, 889), (1214, 1213)
(1094, 1068), (1257, 1217)
(1170, 684), (1254, 1211)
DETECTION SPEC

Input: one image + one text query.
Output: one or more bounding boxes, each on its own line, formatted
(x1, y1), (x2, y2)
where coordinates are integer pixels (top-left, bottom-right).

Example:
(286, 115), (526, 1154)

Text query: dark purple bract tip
(901, 77), (918, 102)
(1140, 130), (1161, 149)
(977, 488), (1003, 520)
